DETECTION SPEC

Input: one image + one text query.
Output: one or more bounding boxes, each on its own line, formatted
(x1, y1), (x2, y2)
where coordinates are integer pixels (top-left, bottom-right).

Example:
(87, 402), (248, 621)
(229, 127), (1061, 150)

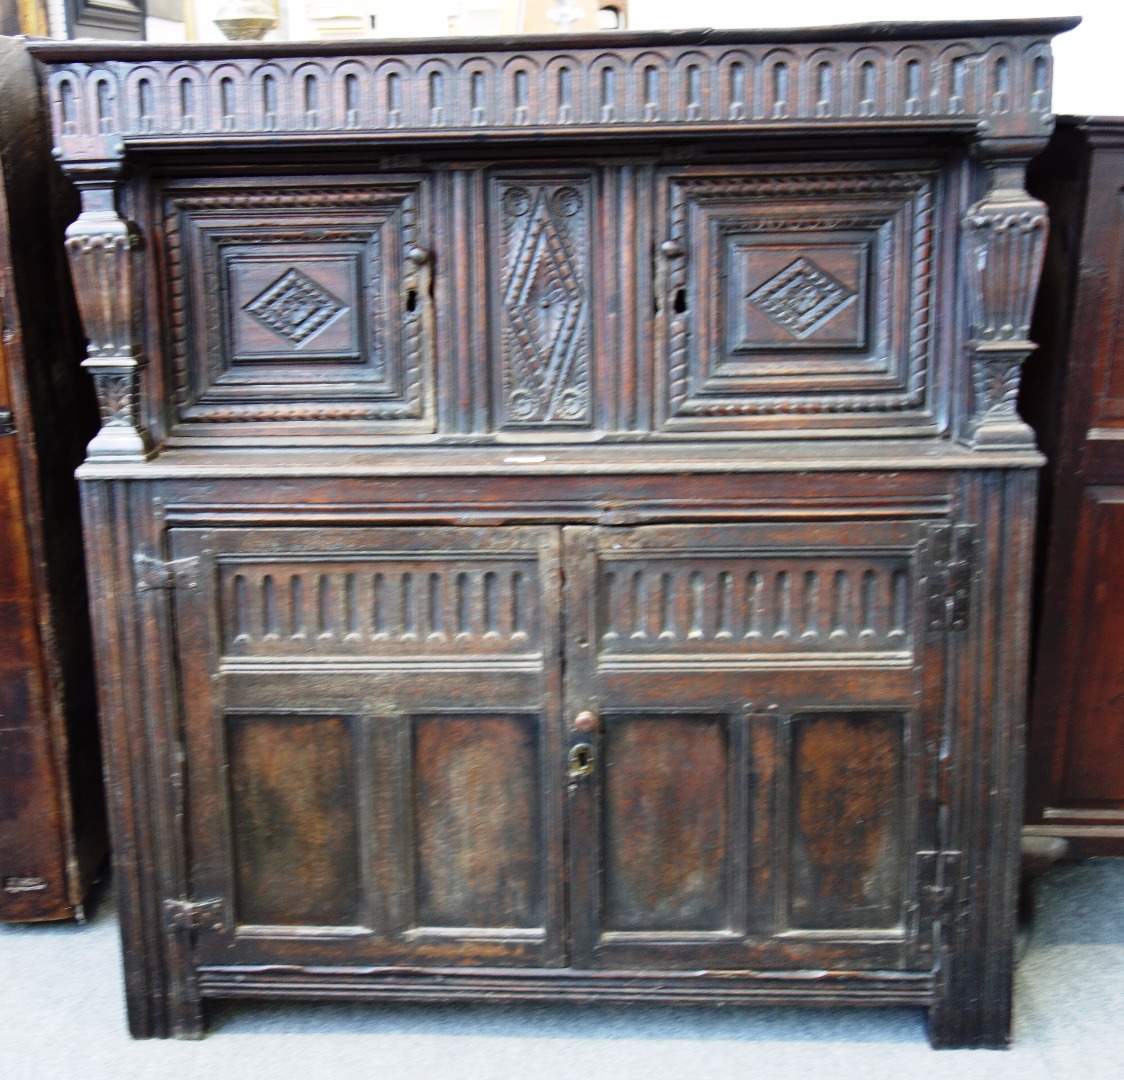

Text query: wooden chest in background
(0, 38), (106, 923)
(1024, 117), (1124, 856)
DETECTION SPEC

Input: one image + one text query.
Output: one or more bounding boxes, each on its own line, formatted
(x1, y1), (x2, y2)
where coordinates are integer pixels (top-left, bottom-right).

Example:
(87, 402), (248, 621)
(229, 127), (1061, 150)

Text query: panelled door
(171, 525), (565, 969)
(562, 522), (947, 974)
(172, 519), (948, 975)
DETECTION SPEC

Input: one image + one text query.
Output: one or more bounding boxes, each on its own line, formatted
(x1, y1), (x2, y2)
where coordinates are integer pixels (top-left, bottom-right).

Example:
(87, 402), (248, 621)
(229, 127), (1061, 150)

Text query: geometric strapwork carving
(596, 554), (913, 659)
(243, 267), (346, 346)
(749, 256), (856, 340)
(496, 178), (592, 427)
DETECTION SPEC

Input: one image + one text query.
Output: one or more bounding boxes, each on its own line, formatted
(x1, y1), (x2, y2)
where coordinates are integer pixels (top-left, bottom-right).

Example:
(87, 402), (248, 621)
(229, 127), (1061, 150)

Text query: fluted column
(961, 149), (1049, 448)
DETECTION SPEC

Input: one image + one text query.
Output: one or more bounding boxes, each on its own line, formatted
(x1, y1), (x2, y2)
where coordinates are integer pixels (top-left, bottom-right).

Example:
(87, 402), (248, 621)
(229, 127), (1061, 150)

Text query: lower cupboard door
(562, 523), (948, 973)
(169, 525), (566, 969)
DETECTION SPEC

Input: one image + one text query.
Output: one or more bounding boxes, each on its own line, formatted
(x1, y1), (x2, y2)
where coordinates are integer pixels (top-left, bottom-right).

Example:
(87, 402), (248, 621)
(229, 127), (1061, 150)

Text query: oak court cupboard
(29, 16), (1077, 1047)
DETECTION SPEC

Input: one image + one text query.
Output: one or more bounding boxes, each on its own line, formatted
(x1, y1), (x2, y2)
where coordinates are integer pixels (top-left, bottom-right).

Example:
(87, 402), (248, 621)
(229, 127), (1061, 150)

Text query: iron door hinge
(0, 409), (14, 436)
(164, 897), (225, 934)
(925, 524), (975, 633)
(917, 849), (964, 927)
(134, 552), (200, 592)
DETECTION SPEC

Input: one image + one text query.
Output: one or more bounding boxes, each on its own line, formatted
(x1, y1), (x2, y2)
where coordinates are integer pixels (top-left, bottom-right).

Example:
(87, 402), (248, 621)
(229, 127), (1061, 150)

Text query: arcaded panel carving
(163, 182), (434, 427)
(493, 177), (593, 428)
(40, 31), (1061, 159)
(660, 169), (935, 427)
(217, 556), (545, 661)
(595, 554), (914, 659)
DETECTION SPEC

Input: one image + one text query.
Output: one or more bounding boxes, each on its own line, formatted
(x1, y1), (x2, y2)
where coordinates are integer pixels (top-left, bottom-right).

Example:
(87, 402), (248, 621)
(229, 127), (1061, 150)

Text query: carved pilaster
(64, 162), (151, 460)
(961, 156), (1048, 448)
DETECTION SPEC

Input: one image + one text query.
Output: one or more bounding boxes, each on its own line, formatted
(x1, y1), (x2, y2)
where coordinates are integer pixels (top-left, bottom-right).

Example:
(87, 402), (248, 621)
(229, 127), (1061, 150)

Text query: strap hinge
(135, 552), (200, 592)
(925, 524), (975, 632)
(163, 897), (224, 933)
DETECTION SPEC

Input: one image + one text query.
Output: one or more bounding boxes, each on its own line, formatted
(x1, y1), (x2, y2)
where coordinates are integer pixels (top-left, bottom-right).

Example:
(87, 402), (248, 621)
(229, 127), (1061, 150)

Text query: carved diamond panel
(164, 179), (434, 429)
(660, 169), (936, 432)
(494, 177), (592, 427)
(244, 267), (346, 346)
(749, 256), (856, 340)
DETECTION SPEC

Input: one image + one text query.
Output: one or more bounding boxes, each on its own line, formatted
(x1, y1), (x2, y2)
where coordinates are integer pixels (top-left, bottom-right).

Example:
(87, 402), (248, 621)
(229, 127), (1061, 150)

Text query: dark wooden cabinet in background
(1024, 118), (1124, 855)
(30, 17), (1075, 1047)
(0, 38), (105, 922)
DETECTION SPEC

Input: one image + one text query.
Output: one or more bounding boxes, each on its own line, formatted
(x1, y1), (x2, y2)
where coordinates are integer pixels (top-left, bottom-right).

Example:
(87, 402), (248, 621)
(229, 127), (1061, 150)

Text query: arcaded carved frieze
(30, 21), (1071, 161)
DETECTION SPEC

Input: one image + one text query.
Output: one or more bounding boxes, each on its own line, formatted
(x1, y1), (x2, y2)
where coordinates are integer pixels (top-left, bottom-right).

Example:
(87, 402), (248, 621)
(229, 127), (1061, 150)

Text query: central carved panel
(494, 177), (593, 428)
(243, 267), (347, 347)
(749, 256), (857, 341)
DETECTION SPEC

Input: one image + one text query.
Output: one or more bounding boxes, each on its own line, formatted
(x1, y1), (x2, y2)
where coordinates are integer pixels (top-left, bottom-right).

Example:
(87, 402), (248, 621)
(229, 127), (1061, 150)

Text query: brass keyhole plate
(568, 742), (596, 778)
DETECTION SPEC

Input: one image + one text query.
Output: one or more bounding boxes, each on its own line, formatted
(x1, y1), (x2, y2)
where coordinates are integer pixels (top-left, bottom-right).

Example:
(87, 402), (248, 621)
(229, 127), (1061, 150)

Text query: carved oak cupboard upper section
(29, 19), (1076, 458)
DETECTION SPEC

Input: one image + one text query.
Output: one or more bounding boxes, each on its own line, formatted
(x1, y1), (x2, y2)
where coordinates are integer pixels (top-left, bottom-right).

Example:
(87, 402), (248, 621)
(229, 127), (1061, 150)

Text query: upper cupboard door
(160, 176), (436, 436)
(655, 164), (944, 435)
(169, 525), (565, 970)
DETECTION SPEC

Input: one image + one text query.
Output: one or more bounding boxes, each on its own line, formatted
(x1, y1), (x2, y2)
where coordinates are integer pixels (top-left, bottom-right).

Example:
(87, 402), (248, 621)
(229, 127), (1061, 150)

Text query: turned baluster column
(64, 161), (152, 461)
(961, 142), (1049, 447)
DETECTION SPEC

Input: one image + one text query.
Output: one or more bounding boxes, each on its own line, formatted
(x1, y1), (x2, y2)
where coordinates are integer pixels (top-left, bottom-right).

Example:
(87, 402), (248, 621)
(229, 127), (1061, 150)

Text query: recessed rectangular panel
(732, 240), (868, 351)
(1065, 498), (1124, 801)
(227, 714), (362, 927)
(413, 714), (542, 929)
(789, 711), (905, 930)
(602, 714), (730, 932)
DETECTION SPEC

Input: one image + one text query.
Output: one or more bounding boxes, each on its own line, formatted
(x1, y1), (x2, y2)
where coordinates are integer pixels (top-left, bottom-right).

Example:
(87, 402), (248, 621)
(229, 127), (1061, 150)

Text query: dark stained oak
(27, 18), (1075, 1048)
(1024, 117), (1124, 855)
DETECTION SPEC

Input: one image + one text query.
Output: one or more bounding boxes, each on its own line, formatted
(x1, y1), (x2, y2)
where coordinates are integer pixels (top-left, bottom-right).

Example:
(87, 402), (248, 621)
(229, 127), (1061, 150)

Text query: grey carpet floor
(2, 860), (1122, 1080)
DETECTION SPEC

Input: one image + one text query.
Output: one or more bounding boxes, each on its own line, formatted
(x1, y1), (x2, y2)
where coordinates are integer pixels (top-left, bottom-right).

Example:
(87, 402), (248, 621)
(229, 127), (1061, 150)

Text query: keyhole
(568, 742), (595, 778)
(673, 288), (687, 314)
(406, 288), (418, 312)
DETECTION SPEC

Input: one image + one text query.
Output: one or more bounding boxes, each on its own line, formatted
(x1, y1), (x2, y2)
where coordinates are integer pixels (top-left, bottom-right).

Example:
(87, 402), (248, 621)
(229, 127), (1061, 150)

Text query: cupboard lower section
(79, 466), (1034, 1049)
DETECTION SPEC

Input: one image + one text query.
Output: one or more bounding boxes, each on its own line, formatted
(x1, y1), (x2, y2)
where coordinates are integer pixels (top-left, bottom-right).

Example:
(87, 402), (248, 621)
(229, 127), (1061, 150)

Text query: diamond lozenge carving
(749, 256), (855, 340)
(244, 266), (345, 346)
